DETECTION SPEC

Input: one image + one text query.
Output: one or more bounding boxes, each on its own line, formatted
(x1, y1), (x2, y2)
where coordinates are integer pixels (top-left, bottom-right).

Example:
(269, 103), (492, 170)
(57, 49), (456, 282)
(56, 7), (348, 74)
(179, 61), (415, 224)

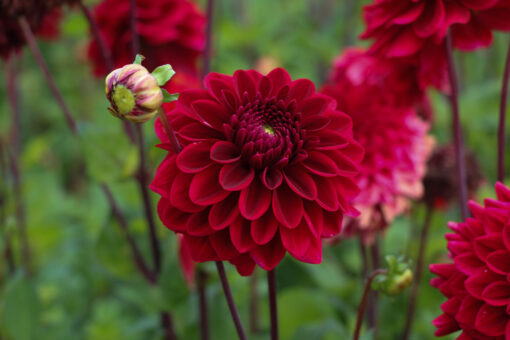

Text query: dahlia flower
(430, 182), (510, 339)
(105, 63), (163, 123)
(362, 0), (510, 56)
(88, 0), (205, 77)
(0, 8), (61, 60)
(150, 68), (364, 275)
(322, 51), (433, 244)
(423, 144), (484, 209)
(178, 234), (195, 288)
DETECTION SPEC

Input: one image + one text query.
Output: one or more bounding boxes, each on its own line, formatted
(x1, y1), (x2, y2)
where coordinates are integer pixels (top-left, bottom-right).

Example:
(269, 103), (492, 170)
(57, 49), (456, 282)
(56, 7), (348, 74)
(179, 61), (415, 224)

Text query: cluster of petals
(88, 0), (205, 78)
(0, 7), (61, 60)
(150, 68), (364, 275)
(361, 0), (510, 90)
(430, 182), (510, 339)
(321, 48), (433, 244)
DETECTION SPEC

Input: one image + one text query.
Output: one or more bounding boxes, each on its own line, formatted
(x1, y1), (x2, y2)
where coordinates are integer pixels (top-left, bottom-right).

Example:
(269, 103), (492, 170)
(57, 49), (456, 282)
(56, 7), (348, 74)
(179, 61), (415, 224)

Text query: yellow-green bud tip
(386, 269), (413, 296)
(263, 124), (275, 135)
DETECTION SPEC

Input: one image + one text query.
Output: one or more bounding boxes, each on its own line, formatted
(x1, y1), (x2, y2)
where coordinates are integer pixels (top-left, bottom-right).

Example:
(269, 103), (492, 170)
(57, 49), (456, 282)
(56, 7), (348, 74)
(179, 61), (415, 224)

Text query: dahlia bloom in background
(423, 144), (484, 210)
(88, 0), (205, 78)
(361, 0), (510, 90)
(321, 49), (433, 244)
(430, 182), (510, 339)
(0, 7), (61, 60)
(150, 68), (364, 275)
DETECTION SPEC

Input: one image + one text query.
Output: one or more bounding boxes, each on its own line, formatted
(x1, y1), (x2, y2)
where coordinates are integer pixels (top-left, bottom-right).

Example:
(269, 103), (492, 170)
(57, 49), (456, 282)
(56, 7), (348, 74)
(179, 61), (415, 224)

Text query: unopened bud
(385, 268), (413, 296)
(105, 64), (163, 123)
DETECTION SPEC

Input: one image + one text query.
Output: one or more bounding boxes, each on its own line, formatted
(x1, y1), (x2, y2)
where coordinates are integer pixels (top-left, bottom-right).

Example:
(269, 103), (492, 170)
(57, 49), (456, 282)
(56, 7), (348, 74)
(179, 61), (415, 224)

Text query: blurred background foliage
(0, 0), (509, 339)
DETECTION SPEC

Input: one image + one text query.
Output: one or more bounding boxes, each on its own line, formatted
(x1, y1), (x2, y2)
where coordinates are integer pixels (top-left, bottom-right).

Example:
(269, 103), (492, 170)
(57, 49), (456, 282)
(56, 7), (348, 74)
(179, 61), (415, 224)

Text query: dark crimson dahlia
(0, 5), (61, 60)
(430, 183), (510, 339)
(150, 68), (364, 275)
(88, 0), (205, 78)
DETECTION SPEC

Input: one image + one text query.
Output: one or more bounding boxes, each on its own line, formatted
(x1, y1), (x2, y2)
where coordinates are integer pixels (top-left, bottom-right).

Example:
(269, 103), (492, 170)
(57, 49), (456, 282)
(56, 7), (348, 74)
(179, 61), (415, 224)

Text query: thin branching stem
(498, 40), (510, 182)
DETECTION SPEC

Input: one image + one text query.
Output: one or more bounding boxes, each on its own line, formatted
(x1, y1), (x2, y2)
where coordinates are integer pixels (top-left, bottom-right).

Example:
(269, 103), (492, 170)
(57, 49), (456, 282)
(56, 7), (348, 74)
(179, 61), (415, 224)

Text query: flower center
(112, 85), (135, 115)
(230, 96), (304, 169)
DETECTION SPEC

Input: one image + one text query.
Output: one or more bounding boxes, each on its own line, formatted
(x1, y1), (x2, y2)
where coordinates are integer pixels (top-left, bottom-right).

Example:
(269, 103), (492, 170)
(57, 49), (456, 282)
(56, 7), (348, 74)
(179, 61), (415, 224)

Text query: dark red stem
(202, 0), (215, 79)
(157, 108), (181, 154)
(446, 31), (469, 220)
(134, 125), (162, 274)
(4, 58), (31, 276)
(129, 0), (140, 59)
(78, 1), (114, 72)
(198, 269), (210, 340)
(18, 17), (78, 135)
(367, 238), (380, 331)
(498, 41), (510, 182)
(215, 261), (247, 340)
(0, 139), (15, 275)
(101, 184), (156, 283)
(249, 270), (260, 334)
(161, 312), (178, 340)
(402, 205), (434, 340)
(353, 269), (387, 340)
(268, 269), (279, 340)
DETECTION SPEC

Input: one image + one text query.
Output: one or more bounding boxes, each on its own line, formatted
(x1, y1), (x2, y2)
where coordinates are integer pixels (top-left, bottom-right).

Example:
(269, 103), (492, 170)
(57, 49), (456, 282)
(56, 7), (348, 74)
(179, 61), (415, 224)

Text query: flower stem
(78, 0), (114, 72)
(445, 31), (469, 220)
(18, 16), (78, 135)
(129, 0), (140, 59)
(161, 312), (178, 340)
(0, 138), (15, 275)
(367, 238), (380, 331)
(268, 269), (279, 340)
(401, 205), (434, 340)
(215, 261), (247, 340)
(4, 58), (32, 277)
(202, 0), (215, 79)
(134, 124), (162, 274)
(249, 269), (260, 334)
(498, 40), (510, 182)
(198, 269), (210, 340)
(101, 184), (156, 283)
(157, 108), (181, 153)
(353, 269), (387, 340)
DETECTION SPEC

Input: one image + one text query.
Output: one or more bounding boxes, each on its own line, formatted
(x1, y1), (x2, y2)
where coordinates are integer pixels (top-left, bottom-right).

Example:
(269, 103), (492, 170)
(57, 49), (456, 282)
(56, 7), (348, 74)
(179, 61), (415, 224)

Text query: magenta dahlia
(88, 0), (205, 77)
(150, 68), (364, 275)
(322, 50), (433, 244)
(430, 182), (510, 339)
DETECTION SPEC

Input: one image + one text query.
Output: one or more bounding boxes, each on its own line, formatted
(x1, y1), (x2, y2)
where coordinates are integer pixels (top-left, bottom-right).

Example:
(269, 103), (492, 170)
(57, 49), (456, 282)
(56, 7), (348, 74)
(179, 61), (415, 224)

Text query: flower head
(106, 63), (163, 123)
(423, 144), (484, 209)
(322, 50), (433, 244)
(88, 0), (205, 78)
(0, 7), (61, 60)
(430, 182), (510, 339)
(150, 68), (364, 275)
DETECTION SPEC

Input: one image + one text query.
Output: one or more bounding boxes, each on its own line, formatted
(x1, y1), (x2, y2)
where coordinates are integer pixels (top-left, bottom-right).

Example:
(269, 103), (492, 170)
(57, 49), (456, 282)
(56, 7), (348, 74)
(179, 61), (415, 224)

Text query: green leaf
(151, 65), (176, 86)
(133, 54), (145, 65)
(161, 89), (179, 103)
(1, 273), (40, 340)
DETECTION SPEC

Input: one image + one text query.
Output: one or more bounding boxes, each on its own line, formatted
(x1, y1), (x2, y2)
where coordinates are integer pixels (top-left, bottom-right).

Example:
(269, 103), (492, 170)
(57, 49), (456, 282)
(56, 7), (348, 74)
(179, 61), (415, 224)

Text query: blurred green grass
(1, 0), (509, 339)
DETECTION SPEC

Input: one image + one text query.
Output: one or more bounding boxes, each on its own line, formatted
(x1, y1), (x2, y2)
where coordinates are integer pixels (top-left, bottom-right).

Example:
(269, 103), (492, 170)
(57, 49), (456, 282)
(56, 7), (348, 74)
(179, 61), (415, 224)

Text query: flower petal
(251, 211), (278, 245)
(229, 216), (256, 253)
(176, 142), (213, 173)
(219, 162), (255, 191)
(239, 177), (272, 220)
(272, 183), (304, 228)
(208, 193), (240, 230)
(250, 235), (286, 271)
(284, 166), (317, 200)
(189, 166), (230, 205)
(210, 141), (241, 164)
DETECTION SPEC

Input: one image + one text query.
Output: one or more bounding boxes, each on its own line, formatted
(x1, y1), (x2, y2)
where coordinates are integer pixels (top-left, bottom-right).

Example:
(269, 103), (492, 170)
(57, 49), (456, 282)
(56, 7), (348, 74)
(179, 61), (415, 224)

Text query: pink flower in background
(88, 0), (205, 77)
(322, 49), (433, 244)
(151, 68), (363, 275)
(430, 183), (510, 339)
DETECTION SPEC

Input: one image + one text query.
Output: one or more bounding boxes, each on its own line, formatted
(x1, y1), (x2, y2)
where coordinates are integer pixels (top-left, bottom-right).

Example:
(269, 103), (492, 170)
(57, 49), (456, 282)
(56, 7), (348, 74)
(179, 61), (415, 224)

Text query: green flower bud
(385, 268), (413, 296)
(105, 64), (163, 123)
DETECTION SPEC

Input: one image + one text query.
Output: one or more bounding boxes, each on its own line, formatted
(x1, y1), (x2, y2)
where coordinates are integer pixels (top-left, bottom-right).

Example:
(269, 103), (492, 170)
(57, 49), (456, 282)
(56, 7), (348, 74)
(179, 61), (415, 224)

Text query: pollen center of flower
(112, 85), (135, 115)
(263, 124), (275, 136)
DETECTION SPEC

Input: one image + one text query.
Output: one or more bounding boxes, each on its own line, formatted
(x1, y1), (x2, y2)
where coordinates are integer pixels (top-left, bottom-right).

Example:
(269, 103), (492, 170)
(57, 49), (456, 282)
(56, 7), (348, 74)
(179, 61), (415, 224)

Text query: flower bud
(384, 268), (413, 296)
(105, 64), (163, 123)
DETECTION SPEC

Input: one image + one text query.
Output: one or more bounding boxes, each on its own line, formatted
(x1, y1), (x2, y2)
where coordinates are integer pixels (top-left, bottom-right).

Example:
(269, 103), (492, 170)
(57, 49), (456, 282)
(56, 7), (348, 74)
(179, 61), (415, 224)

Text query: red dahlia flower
(150, 68), (364, 275)
(88, 0), (205, 78)
(430, 182), (510, 339)
(322, 50), (433, 244)
(0, 8), (61, 60)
